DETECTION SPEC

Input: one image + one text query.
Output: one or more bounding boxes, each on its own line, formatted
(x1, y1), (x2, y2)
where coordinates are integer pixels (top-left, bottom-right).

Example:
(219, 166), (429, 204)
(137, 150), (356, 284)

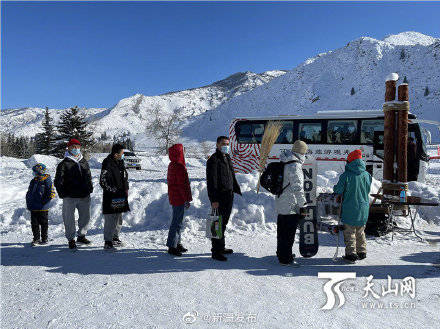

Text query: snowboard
(299, 208), (319, 258)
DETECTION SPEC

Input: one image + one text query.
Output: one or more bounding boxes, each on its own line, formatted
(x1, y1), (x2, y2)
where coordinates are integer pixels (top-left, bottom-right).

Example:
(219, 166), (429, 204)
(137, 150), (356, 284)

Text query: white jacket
(275, 151), (307, 215)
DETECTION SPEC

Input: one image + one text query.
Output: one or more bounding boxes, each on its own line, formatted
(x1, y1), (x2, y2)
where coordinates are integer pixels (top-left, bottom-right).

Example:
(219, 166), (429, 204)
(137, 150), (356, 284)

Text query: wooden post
(397, 84), (409, 183)
(385, 80), (396, 102)
(398, 84), (409, 102)
(383, 78), (397, 184)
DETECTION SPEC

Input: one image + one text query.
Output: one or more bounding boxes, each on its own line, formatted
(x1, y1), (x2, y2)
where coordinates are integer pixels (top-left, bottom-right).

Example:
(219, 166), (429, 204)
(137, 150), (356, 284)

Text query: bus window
(360, 119), (383, 144)
(298, 122), (322, 144)
(235, 121), (265, 144)
(327, 120), (358, 144)
(275, 121), (294, 144)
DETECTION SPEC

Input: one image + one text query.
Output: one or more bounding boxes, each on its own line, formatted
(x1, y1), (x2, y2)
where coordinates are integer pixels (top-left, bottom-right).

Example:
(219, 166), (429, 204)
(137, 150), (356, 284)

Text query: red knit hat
(67, 138), (81, 147)
(347, 149), (362, 163)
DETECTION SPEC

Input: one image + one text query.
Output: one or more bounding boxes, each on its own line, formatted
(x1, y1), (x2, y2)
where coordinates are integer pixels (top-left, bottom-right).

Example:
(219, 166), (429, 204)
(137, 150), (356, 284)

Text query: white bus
(228, 110), (431, 182)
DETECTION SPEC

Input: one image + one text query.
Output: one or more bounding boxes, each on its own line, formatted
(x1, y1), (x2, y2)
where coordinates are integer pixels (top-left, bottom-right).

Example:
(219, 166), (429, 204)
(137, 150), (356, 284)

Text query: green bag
(205, 208), (223, 239)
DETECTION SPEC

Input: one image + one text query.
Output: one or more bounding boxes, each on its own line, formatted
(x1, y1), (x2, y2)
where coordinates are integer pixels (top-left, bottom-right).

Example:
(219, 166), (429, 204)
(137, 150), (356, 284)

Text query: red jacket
(167, 144), (192, 206)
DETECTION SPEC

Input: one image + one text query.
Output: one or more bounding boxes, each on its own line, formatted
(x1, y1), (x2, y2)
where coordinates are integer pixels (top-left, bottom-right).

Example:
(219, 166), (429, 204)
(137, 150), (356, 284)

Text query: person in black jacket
(206, 136), (242, 261)
(100, 143), (130, 250)
(54, 138), (94, 250)
(407, 137), (419, 181)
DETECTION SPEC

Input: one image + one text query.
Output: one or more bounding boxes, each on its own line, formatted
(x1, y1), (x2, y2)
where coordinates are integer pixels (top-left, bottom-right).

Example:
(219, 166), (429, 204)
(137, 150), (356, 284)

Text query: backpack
(260, 160), (297, 196)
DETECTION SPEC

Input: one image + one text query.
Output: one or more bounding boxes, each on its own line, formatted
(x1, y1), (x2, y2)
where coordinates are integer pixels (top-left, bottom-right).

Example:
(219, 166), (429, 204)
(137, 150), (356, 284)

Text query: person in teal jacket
(333, 149), (372, 263)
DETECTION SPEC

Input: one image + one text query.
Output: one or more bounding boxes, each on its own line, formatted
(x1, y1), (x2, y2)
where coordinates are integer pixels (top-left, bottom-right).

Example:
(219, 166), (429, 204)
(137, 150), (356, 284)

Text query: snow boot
(168, 247), (182, 257)
(342, 254), (358, 264)
(77, 235), (91, 245)
(357, 252), (367, 260)
(40, 239), (48, 245)
(212, 253), (227, 261)
(31, 239), (41, 247)
(221, 248), (233, 254)
(279, 257), (300, 267)
(68, 239), (77, 250)
(112, 237), (123, 247)
(176, 244), (188, 253)
(104, 241), (117, 251)
(291, 255), (300, 267)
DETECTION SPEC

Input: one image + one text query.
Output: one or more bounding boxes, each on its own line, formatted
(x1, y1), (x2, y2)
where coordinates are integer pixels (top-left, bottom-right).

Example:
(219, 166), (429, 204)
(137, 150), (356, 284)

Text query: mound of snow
(409, 179), (440, 225)
(0, 154), (438, 239)
(23, 154), (60, 170)
(0, 156), (28, 171)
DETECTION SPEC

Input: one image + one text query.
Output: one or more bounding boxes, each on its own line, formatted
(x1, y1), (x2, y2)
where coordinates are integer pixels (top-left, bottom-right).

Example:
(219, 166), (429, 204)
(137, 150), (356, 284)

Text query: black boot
(342, 254), (358, 263)
(31, 239), (41, 247)
(104, 241), (116, 251)
(357, 252), (367, 260)
(168, 247), (182, 256)
(221, 248), (233, 254)
(212, 253), (227, 261)
(112, 237), (123, 247)
(176, 244), (188, 253)
(68, 239), (77, 250)
(77, 236), (91, 245)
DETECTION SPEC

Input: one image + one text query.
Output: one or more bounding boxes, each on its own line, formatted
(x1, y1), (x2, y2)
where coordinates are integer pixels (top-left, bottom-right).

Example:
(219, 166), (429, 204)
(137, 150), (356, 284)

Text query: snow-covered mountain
(2, 32), (439, 144)
(0, 70), (286, 138)
(185, 31), (440, 140)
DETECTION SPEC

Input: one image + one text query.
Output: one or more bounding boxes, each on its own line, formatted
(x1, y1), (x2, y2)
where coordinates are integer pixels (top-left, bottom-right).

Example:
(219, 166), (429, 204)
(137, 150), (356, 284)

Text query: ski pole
(332, 195), (343, 262)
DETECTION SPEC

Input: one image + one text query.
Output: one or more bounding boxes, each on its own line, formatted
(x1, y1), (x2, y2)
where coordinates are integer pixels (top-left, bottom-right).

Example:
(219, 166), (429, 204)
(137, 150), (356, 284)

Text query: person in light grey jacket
(274, 140), (308, 265)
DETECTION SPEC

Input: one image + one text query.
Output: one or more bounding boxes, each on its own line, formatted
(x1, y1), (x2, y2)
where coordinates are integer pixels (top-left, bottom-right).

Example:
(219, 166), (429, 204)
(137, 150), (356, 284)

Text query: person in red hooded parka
(166, 144), (192, 256)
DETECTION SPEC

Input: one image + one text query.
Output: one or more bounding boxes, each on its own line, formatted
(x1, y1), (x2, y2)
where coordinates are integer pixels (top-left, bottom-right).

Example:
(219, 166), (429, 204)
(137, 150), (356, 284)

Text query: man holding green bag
(206, 136), (242, 261)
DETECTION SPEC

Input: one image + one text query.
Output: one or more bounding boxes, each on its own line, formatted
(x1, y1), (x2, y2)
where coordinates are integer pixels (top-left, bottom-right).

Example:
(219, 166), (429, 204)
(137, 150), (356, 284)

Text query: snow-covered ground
(1, 153), (439, 328)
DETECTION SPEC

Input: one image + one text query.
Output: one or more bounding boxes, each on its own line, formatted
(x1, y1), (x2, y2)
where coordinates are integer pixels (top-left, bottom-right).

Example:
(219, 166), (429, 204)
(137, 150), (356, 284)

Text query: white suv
(124, 150), (141, 170)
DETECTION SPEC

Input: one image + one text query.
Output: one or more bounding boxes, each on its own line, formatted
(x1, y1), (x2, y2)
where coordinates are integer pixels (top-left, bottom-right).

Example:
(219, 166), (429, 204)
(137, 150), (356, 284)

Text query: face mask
(70, 148), (81, 156)
(121, 154), (125, 160)
(32, 172), (38, 177)
(221, 145), (230, 154)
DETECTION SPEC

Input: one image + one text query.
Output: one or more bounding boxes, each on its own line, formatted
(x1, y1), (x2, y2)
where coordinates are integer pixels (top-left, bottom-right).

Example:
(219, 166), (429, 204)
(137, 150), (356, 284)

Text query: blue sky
(2, 1), (439, 109)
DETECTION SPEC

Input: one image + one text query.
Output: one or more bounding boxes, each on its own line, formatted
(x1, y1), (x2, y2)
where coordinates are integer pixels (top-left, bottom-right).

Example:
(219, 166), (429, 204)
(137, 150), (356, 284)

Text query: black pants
(31, 211), (48, 241)
(276, 214), (301, 263)
(211, 192), (234, 253)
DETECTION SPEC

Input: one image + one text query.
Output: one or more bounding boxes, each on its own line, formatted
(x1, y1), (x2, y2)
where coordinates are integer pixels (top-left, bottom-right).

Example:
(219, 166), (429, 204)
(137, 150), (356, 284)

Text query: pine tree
(400, 49), (406, 60)
(53, 106), (95, 158)
(350, 87), (355, 95)
(424, 86), (430, 96)
(36, 107), (56, 155)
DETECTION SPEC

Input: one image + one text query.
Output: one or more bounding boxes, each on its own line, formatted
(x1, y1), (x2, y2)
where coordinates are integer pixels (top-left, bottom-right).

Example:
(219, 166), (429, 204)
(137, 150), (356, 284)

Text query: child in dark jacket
(26, 163), (56, 245)
(166, 144), (192, 256)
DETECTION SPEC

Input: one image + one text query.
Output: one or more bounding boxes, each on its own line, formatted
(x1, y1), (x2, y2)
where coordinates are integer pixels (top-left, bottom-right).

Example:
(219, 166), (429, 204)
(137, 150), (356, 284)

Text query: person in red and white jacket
(166, 144), (192, 256)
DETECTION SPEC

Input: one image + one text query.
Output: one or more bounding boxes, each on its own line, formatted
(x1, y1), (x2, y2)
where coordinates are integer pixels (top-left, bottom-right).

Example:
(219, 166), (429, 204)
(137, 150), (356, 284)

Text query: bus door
(372, 131), (384, 181)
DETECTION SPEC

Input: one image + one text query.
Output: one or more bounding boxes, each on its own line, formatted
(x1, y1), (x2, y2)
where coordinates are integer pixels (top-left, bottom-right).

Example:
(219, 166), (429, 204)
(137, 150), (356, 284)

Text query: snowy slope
(0, 70), (286, 139)
(185, 32), (440, 140)
(0, 107), (108, 138)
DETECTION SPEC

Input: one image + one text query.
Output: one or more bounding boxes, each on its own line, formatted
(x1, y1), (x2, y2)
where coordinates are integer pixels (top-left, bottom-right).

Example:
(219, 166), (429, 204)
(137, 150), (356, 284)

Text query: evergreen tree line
(0, 133), (36, 158)
(1, 106), (135, 159)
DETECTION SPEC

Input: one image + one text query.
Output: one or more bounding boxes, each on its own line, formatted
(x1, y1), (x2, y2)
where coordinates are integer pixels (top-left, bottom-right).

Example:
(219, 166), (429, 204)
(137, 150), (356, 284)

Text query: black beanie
(111, 143), (124, 155)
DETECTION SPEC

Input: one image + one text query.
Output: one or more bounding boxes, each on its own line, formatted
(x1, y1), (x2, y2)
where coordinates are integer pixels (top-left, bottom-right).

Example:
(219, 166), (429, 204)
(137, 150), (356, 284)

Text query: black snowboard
(299, 207), (319, 257)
